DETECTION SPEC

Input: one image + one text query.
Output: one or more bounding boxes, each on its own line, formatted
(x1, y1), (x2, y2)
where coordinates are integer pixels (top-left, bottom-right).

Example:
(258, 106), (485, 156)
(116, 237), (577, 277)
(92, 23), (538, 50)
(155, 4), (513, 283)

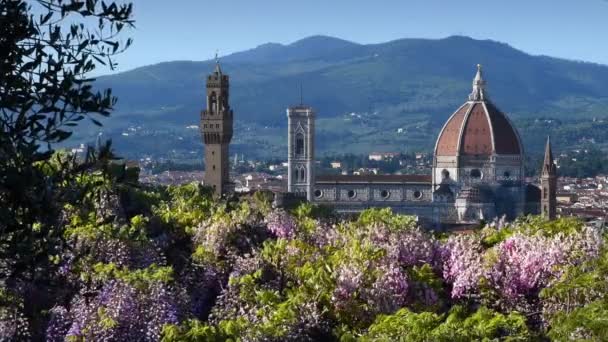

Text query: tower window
(295, 133), (305, 156)
(442, 169), (450, 180)
(212, 165), (216, 170)
(210, 92), (217, 113)
(314, 189), (323, 198)
(413, 190), (422, 199)
(300, 168), (306, 182)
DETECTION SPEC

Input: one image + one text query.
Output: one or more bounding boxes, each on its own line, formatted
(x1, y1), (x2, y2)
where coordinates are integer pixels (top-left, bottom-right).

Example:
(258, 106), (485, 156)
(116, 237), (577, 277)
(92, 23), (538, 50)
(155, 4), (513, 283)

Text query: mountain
(79, 35), (608, 161)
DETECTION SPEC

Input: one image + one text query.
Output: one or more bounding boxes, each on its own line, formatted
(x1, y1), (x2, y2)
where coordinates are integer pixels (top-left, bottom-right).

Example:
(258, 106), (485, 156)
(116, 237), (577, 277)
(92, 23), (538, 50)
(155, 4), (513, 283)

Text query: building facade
(287, 106), (315, 201)
(287, 65), (550, 226)
(200, 60), (233, 197)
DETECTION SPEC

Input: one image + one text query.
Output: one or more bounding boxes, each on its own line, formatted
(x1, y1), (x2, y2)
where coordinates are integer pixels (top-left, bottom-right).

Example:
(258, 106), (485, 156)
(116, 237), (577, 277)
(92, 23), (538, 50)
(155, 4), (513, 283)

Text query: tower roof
(213, 52), (222, 75)
(542, 136), (556, 175)
(435, 65), (522, 157)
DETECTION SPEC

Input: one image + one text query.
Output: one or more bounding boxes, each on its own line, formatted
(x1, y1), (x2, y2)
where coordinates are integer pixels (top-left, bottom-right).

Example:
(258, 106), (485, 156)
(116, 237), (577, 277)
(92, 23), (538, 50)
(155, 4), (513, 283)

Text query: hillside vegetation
(83, 35), (608, 159)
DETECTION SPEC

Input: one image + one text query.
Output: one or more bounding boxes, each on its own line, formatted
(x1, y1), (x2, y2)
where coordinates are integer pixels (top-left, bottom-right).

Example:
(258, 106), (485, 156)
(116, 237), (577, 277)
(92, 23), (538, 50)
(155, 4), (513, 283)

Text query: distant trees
(557, 148), (608, 178)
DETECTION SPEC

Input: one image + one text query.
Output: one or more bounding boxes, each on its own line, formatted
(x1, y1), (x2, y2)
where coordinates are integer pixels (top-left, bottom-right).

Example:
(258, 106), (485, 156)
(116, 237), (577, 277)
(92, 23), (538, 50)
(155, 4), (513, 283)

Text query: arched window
(295, 133), (304, 156)
(442, 169), (450, 180)
(209, 92), (217, 113)
(300, 168), (306, 182)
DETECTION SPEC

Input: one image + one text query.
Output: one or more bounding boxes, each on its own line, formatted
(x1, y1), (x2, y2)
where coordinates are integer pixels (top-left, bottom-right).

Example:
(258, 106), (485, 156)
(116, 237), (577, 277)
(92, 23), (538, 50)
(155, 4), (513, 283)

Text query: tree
(0, 1), (133, 337)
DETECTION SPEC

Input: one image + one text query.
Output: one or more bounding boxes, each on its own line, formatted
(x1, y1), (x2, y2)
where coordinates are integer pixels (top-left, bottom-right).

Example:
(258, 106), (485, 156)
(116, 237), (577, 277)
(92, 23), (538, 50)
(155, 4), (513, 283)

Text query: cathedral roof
(315, 174), (431, 184)
(435, 65), (522, 157)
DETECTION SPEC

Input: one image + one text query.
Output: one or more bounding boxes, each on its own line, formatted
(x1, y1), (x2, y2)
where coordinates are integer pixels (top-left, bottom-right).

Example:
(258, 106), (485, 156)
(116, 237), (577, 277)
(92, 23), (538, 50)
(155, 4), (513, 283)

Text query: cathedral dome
(435, 65), (522, 157)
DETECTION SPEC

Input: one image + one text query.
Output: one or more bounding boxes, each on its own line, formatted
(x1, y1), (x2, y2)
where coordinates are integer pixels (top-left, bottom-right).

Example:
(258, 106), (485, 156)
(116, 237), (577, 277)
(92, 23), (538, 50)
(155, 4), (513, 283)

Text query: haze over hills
(80, 35), (608, 161)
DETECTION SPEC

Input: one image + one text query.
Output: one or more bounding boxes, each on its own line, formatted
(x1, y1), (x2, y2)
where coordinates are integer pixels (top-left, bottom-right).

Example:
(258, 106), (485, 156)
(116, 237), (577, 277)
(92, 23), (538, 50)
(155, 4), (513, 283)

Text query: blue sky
(110, 0), (608, 73)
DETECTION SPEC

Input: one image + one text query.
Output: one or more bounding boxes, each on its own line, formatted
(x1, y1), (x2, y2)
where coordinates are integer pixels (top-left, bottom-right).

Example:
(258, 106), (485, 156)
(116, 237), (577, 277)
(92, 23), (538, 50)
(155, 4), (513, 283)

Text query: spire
(214, 50), (222, 75)
(542, 136), (556, 176)
(468, 64), (487, 101)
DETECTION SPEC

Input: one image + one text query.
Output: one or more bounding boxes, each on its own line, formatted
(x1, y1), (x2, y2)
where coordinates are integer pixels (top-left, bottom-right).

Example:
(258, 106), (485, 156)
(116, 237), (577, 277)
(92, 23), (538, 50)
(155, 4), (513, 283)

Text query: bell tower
(287, 105), (315, 201)
(541, 137), (557, 219)
(201, 58), (233, 197)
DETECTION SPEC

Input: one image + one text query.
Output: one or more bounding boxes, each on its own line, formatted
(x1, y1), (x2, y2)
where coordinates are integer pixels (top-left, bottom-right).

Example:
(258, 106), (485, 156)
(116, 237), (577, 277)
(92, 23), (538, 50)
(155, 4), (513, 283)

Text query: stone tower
(287, 105), (315, 201)
(541, 137), (557, 219)
(200, 59), (233, 197)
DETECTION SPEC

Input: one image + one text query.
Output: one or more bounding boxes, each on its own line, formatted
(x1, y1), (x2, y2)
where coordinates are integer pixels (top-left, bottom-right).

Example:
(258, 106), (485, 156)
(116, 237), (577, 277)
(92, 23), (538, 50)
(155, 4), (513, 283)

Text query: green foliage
(547, 299), (608, 341)
(542, 246), (608, 340)
(65, 213), (148, 242)
(480, 216), (586, 248)
(161, 319), (246, 342)
(88, 263), (174, 288)
(361, 306), (530, 342)
(355, 208), (417, 232)
(0, 0), (133, 288)
(153, 183), (214, 234)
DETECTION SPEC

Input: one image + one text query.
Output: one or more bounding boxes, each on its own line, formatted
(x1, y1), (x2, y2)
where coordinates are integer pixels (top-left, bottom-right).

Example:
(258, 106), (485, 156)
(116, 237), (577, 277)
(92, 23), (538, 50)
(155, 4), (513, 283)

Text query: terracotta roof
(315, 174), (431, 184)
(435, 67), (522, 157)
(461, 103), (492, 155)
(436, 103), (470, 156)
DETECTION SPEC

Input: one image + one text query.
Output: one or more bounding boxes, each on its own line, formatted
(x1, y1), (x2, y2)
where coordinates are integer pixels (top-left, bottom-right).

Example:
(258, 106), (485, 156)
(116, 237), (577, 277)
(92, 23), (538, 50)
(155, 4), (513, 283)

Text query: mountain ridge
(85, 35), (608, 160)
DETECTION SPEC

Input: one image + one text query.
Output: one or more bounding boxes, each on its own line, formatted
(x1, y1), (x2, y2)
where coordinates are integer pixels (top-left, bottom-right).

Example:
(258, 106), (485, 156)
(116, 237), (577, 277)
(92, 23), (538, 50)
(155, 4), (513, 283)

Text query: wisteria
(370, 264), (409, 312)
(265, 209), (297, 239)
(487, 229), (603, 307)
(441, 234), (484, 299)
(2, 176), (606, 340)
(46, 280), (180, 341)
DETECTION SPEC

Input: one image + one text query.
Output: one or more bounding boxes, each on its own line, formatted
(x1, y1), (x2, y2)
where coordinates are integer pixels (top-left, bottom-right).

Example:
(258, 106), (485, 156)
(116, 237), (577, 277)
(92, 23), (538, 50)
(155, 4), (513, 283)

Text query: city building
(286, 65), (551, 227)
(200, 58), (233, 197)
(541, 137), (558, 219)
(287, 106), (315, 201)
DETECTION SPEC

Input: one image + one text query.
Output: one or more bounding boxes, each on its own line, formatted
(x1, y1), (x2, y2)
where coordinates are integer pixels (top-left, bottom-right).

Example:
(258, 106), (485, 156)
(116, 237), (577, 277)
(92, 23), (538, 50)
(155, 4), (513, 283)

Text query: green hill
(73, 35), (608, 160)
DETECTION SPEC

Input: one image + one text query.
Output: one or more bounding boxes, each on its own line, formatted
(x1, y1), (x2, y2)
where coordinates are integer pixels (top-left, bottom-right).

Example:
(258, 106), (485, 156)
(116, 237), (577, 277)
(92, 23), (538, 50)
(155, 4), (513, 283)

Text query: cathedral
(286, 65), (557, 227)
(199, 60), (557, 227)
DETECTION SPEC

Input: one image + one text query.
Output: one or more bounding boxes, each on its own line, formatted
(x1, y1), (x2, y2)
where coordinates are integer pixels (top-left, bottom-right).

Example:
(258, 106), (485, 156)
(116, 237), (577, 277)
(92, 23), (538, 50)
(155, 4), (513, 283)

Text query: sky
(108, 0), (608, 73)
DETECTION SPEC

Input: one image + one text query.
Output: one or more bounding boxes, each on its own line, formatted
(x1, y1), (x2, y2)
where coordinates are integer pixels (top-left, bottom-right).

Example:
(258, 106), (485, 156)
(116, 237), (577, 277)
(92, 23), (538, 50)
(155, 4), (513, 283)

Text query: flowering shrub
(1, 172), (605, 341)
(441, 234), (484, 299)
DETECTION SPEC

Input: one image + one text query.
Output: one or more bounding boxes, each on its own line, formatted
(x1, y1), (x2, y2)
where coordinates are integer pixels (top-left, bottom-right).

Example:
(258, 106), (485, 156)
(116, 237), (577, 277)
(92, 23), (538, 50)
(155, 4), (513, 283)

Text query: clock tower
(200, 59), (233, 197)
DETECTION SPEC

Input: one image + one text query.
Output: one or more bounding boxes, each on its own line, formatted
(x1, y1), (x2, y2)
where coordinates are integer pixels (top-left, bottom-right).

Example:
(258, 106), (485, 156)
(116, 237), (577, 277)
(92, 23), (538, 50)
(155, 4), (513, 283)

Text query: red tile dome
(435, 65), (522, 157)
